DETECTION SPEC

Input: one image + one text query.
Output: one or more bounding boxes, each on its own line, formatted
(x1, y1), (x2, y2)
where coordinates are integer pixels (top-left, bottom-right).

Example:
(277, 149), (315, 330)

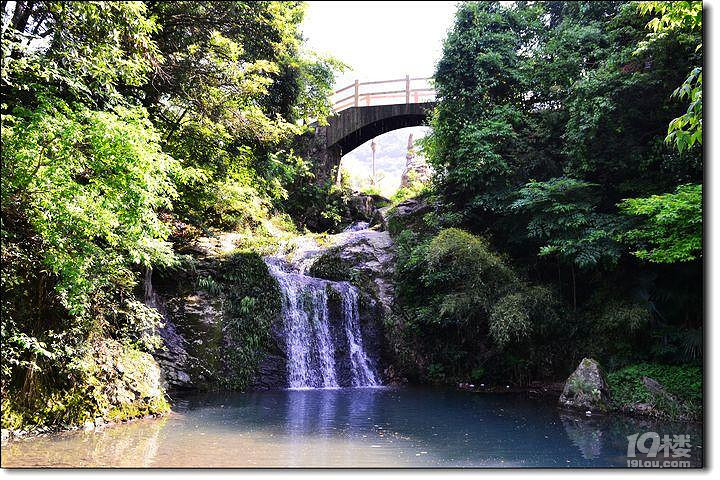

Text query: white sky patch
(303, 1), (457, 87)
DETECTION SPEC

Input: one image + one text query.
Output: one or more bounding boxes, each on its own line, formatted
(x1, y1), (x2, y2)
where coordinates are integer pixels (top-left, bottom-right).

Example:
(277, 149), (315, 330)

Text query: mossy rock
(1, 339), (170, 431)
(309, 248), (351, 282)
(559, 357), (611, 413)
(213, 250), (282, 390)
(386, 198), (433, 237)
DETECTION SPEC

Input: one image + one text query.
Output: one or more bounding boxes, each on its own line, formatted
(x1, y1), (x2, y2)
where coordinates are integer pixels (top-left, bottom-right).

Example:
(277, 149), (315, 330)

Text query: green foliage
(620, 183), (702, 262)
(391, 181), (429, 205)
(280, 176), (352, 232)
(390, 226), (562, 384)
(666, 67), (702, 152)
(607, 362), (702, 420)
(490, 286), (558, 348)
(2, 99), (177, 317)
(512, 177), (623, 269)
(377, 1), (705, 392)
(143, 1), (344, 232)
(208, 251), (282, 390)
(2, 1), (160, 106)
(1, 1), (345, 427)
(1, 339), (169, 430)
(412, 0), (703, 387)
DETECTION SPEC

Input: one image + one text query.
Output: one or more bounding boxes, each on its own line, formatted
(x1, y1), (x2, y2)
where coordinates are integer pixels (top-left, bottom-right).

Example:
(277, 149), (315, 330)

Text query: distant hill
(342, 126), (430, 197)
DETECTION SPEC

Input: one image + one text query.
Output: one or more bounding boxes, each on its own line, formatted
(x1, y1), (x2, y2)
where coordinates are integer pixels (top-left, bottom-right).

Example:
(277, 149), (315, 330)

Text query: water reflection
(2, 415), (167, 468)
(1, 388), (703, 468)
(561, 414), (603, 459)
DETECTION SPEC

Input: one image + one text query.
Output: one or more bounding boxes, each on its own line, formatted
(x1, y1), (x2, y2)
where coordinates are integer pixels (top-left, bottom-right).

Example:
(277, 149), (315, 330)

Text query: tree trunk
(571, 263), (577, 312)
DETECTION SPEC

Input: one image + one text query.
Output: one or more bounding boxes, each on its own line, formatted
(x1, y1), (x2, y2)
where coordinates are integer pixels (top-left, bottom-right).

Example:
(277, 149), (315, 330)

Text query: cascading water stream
(266, 255), (380, 389)
(336, 283), (379, 387)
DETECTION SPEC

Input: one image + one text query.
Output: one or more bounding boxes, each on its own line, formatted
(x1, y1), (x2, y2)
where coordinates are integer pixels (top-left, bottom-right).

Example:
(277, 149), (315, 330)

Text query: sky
(302, 1), (457, 196)
(303, 1), (458, 87)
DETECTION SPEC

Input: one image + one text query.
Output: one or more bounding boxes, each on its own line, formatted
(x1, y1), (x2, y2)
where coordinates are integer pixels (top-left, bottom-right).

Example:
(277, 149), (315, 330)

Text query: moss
(607, 363), (702, 421)
(105, 397), (170, 423)
(1, 339), (170, 431)
(1, 399), (24, 430)
(308, 248), (351, 281)
(212, 250), (282, 390)
(326, 283), (342, 303)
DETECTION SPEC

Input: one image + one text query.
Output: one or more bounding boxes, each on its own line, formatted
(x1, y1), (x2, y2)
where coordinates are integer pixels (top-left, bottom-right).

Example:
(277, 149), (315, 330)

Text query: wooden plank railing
(331, 75), (435, 113)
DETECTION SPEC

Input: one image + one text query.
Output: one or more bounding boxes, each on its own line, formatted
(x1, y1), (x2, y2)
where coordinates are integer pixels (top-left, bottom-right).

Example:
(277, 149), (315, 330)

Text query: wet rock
(559, 358), (611, 412)
(251, 353), (288, 390)
(642, 376), (678, 403)
(156, 290), (224, 390)
(348, 193), (390, 222)
(311, 227), (396, 315)
(370, 206), (391, 230)
(385, 197), (433, 235)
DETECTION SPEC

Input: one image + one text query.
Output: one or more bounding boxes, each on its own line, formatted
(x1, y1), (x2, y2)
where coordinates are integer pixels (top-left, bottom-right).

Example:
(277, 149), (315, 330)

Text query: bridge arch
(327, 102), (434, 154)
(305, 76), (436, 182)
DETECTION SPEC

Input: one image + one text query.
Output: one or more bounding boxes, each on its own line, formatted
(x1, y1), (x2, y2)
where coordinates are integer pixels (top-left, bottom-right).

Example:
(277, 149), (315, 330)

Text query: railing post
(405, 75), (410, 104)
(354, 80), (359, 107)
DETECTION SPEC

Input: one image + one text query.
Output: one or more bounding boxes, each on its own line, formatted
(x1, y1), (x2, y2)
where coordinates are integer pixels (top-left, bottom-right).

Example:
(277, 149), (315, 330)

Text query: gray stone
(559, 358), (611, 412)
(321, 227), (396, 315)
(348, 194), (390, 222)
(385, 197), (433, 235)
(400, 133), (432, 188)
(642, 376), (678, 403)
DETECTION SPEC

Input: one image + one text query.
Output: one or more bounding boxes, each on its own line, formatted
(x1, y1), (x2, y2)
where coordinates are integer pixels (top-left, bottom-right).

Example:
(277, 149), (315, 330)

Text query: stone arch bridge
(301, 76), (436, 182)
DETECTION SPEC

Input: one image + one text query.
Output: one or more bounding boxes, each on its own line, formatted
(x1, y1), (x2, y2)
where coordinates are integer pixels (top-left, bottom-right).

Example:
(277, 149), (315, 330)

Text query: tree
(617, 2), (702, 264)
(512, 177), (623, 309)
(1, 1), (159, 107)
(637, 1), (702, 151)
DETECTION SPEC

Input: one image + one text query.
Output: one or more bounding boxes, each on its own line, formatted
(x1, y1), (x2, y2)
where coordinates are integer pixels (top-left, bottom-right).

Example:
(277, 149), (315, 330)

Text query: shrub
(607, 363), (702, 420)
(391, 227), (562, 384)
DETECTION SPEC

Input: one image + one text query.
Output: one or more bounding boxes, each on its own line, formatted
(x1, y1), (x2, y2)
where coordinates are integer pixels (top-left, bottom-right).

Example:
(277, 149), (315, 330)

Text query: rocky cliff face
(148, 232), (281, 392)
(150, 202), (397, 392)
(400, 140), (432, 189)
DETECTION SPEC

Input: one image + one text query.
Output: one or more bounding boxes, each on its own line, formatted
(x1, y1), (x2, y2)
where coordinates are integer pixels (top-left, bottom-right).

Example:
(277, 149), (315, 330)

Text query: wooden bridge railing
(332, 75), (435, 113)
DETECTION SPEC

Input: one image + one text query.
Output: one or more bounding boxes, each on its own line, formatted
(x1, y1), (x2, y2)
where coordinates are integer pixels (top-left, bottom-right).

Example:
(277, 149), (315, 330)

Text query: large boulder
(559, 358), (611, 412)
(384, 197), (433, 236)
(309, 227), (395, 315)
(347, 193), (390, 222)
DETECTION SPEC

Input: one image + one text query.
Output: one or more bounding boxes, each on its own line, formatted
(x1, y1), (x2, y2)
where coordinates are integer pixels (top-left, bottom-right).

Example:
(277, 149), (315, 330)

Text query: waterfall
(337, 283), (379, 387)
(267, 260), (380, 389)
